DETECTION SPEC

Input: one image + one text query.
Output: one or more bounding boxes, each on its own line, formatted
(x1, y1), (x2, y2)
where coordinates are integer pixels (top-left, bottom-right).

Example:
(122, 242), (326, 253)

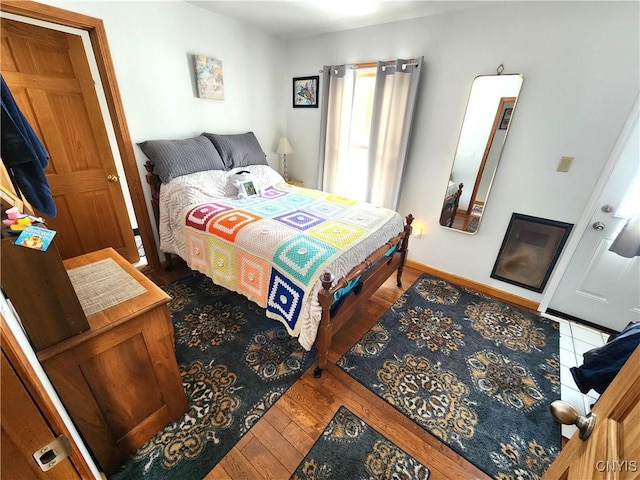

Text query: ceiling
(186, 1), (491, 40)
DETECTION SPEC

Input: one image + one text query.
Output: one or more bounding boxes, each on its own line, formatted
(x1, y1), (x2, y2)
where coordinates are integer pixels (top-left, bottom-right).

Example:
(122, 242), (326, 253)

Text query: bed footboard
(314, 214), (414, 377)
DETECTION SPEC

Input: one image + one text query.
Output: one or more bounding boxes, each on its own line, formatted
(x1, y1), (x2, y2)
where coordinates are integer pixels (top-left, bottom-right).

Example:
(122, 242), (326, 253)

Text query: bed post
(144, 160), (173, 270)
(396, 214), (414, 287)
(144, 161), (160, 228)
(315, 271), (335, 378)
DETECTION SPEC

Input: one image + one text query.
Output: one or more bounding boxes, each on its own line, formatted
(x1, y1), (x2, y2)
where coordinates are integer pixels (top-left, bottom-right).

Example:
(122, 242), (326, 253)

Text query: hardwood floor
(451, 212), (479, 232)
(145, 260), (491, 480)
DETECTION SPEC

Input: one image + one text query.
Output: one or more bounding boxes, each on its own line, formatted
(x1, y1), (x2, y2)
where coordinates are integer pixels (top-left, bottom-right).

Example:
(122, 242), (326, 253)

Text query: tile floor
(133, 234), (148, 269)
(543, 313), (610, 439)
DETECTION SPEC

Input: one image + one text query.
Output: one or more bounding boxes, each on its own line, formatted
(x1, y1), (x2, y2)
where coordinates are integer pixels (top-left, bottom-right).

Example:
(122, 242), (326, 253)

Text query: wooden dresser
(37, 248), (187, 474)
(286, 178), (303, 187)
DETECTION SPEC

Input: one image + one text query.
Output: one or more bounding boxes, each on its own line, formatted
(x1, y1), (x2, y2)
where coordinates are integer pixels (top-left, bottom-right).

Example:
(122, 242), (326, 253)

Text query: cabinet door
(41, 306), (186, 474)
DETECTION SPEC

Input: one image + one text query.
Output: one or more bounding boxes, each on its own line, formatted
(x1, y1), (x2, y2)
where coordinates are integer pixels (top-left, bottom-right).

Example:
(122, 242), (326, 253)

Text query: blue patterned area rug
(291, 405), (430, 480)
(337, 274), (561, 479)
(112, 272), (315, 480)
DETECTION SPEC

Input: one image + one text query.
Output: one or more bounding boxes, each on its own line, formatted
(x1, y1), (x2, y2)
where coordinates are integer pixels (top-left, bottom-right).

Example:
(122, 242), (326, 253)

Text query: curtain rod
(319, 59), (421, 74)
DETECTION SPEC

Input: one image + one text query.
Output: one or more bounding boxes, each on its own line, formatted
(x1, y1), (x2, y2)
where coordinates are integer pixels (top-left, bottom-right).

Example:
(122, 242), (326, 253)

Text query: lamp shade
(275, 137), (293, 155)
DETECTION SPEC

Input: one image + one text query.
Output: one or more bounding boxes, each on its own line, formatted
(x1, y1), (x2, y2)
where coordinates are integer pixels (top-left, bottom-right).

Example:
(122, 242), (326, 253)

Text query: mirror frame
(441, 73), (524, 234)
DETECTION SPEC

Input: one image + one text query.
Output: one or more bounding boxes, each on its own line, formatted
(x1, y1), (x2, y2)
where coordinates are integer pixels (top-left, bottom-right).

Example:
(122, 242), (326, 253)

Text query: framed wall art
(491, 213), (573, 292)
(193, 55), (224, 100)
(292, 76), (318, 108)
(499, 106), (513, 130)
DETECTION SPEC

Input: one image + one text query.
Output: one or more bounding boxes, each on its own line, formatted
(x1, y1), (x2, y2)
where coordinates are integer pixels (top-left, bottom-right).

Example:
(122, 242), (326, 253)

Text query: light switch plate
(557, 156), (574, 172)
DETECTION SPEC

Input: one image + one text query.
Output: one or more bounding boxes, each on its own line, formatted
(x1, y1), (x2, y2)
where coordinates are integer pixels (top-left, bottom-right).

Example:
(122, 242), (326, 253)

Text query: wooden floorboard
(147, 263), (492, 480)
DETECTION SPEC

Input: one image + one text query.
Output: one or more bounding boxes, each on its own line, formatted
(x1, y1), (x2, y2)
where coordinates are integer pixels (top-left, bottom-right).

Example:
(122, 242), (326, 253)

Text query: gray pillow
(202, 132), (268, 169)
(138, 135), (226, 183)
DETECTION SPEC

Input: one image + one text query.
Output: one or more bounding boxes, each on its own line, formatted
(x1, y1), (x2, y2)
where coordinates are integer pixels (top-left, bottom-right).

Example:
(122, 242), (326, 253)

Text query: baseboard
(405, 259), (540, 313)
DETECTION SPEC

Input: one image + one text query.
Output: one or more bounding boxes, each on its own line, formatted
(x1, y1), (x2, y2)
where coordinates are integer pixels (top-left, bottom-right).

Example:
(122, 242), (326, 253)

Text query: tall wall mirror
(440, 71), (524, 233)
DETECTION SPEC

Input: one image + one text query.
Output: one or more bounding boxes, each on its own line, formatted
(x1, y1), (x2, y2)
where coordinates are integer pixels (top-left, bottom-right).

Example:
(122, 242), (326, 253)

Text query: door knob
(107, 174), (119, 183)
(592, 221), (605, 231)
(550, 400), (596, 440)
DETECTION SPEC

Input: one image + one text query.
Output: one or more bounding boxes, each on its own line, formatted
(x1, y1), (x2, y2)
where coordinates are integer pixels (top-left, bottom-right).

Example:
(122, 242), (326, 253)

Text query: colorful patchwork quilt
(180, 182), (403, 349)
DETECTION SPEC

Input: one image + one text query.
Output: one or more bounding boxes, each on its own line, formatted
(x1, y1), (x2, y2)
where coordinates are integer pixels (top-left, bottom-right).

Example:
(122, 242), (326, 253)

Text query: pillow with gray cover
(202, 131), (268, 169)
(138, 135), (226, 183)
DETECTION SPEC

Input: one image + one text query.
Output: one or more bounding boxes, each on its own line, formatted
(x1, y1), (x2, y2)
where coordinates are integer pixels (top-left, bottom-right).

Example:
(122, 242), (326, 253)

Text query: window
(334, 67), (376, 201)
(320, 58), (423, 210)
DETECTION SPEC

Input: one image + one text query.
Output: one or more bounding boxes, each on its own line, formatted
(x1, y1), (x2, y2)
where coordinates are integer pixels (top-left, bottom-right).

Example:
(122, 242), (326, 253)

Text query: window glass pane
(351, 70), (376, 146)
(335, 67), (376, 201)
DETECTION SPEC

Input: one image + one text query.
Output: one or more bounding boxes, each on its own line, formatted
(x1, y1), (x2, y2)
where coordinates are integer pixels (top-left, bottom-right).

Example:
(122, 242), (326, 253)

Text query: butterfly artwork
(292, 76), (318, 108)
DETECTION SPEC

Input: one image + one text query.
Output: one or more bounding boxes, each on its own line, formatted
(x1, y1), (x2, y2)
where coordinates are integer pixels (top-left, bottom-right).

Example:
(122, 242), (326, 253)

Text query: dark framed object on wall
(292, 76), (319, 108)
(499, 107), (513, 130)
(491, 213), (573, 293)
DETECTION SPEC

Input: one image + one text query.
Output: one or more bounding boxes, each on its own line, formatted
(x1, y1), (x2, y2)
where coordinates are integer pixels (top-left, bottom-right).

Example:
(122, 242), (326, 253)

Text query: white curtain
(318, 57), (423, 210)
(317, 64), (356, 193)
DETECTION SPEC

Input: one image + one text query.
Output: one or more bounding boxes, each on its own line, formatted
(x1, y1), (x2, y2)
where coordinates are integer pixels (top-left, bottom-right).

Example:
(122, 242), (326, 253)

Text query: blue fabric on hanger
(570, 322), (640, 394)
(1, 74), (56, 217)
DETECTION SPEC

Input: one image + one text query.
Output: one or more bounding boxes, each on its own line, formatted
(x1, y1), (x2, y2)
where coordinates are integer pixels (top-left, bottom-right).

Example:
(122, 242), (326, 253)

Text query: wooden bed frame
(144, 160), (413, 377)
(439, 182), (463, 228)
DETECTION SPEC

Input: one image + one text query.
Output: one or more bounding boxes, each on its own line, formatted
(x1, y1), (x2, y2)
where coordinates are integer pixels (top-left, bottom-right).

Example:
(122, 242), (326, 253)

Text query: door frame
(539, 94), (640, 314)
(0, 0), (160, 273)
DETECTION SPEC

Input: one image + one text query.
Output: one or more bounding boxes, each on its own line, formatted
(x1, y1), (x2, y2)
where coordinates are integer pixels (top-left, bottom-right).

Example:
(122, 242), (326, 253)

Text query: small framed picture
(491, 213), (573, 292)
(499, 107), (513, 130)
(293, 76), (319, 108)
(238, 180), (258, 198)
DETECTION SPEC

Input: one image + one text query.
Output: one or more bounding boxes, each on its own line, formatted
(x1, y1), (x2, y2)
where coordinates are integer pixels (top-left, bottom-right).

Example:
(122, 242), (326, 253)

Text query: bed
(140, 132), (413, 377)
(439, 181), (463, 227)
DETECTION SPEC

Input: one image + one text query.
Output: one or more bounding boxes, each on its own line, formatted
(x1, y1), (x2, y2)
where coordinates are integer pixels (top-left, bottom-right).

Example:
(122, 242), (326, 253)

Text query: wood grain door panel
(1, 351), (81, 480)
(544, 346), (640, 479)
(1, 17), (138, 262)
(79, 332), (165, 440)
(40, 302), (186, 474)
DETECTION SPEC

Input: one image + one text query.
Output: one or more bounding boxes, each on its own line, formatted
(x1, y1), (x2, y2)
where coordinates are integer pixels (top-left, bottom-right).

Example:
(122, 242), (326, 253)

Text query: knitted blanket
(181, 183), (403, 349)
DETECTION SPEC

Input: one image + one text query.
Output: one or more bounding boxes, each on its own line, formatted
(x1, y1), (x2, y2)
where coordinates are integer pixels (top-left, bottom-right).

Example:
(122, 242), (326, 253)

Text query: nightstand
(38, 248), (187, 474)
(287, 178), (303, 187)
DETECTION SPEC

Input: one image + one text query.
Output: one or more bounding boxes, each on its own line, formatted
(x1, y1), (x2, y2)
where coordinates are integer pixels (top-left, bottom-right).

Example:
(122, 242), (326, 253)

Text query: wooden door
(1, 351), (81, 480)
(1, 314), (97, 479)
(548, 103), (639, 331)
(543, 345), (640, 479)
(1, 17), (139, 262)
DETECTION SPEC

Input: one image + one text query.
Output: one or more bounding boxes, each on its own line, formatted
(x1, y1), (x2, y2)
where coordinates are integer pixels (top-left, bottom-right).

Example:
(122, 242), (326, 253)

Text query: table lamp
(275, 137), (293, 181)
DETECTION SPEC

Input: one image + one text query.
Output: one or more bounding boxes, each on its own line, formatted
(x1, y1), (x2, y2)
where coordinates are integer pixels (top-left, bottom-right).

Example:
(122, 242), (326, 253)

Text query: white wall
(42, 0), (289, 236)
(45, 1), (288, 143)
(285, 1), (640, 302)
(37, 1), (640, 304)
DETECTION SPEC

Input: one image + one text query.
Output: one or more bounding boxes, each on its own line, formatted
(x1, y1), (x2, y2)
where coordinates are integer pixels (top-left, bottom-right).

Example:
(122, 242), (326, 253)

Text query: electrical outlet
(557, 156), (574, 172)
